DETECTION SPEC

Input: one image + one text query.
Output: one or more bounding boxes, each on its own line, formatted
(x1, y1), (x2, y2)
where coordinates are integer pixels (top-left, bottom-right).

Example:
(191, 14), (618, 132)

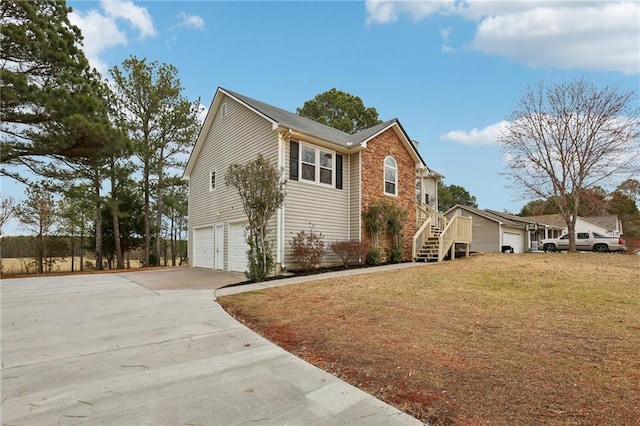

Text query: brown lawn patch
(219, 253), (640, 425)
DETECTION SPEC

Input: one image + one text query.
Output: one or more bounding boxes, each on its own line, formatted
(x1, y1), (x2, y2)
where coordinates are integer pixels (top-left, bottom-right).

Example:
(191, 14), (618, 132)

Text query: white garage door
(193, 227), (214, 268)
(229, 223), (250, 272)
(503, 231), (523, 253)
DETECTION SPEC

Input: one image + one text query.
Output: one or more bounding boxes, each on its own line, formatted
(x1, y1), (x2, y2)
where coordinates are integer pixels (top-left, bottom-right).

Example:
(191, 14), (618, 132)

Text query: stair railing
(438, 216), (472, 261)
(412, 215), (431, 260)
(415, 204), (429, 229)
(421, 203), (447, 233)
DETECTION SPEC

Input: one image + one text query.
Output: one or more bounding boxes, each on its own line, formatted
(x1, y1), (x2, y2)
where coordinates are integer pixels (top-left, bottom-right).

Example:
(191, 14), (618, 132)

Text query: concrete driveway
(118, 267), (247, 290)
(1, 272), (420, 425)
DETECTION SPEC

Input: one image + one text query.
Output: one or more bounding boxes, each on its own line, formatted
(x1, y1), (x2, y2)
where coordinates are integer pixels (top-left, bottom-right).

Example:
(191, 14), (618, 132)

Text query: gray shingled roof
(449, 205), (527, 229)
(520, 214), (566, 229)
(486, 209), (537, 224)
(584, 215), (619, 231)
(224, 89), (355, 147)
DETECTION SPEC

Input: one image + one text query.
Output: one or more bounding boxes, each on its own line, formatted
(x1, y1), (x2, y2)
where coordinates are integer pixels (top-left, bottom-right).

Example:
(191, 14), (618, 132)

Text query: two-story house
(183, 88), (469, 272)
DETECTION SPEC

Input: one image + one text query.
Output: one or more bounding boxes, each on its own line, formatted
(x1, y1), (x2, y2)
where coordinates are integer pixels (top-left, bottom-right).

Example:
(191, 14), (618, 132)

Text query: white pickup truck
(541, 232), (627, 253)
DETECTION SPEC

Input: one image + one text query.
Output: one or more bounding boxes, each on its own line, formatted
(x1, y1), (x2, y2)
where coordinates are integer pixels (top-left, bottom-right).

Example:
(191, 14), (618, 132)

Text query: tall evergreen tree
(1, 0), (113, 180)
(109, 56), (200, 266)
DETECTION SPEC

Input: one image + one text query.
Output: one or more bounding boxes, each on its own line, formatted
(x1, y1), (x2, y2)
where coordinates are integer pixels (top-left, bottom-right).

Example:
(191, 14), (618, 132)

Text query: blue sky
(2, 0), (639, 234)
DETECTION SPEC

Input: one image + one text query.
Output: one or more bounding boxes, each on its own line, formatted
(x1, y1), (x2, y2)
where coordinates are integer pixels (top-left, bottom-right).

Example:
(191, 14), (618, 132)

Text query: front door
(215, 224), (224, 269)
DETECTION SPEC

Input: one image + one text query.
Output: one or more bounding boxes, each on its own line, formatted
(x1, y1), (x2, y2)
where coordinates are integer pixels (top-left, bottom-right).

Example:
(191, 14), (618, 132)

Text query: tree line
(1, 1), (196, 272)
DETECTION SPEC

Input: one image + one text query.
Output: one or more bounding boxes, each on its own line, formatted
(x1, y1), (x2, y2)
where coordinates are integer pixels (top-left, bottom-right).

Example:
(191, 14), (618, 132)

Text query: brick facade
(360, 128), (416, 260)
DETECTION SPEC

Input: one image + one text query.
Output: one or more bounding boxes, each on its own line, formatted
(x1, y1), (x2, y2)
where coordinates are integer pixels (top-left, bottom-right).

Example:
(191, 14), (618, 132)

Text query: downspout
(347, 153), (351, 240)
(358, 151), (362, 242)
(276, 131), (286, 271)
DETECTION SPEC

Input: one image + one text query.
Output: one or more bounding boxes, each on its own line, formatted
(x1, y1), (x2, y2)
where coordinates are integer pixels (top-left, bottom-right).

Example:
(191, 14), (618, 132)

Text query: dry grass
(0, 257), (143, 275)
(219, 253), (640, 425)
(1, 257), (82, 274)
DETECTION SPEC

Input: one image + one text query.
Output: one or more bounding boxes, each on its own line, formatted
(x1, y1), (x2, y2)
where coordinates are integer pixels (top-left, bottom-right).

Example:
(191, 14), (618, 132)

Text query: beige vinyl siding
(423, 176), (437, 208)
(349, 152), (361, 242)
(446, 209), (499, 253)
(469, 214), (500, 252)
(188, 95), (278, 268)
(283, 140), (350, 268)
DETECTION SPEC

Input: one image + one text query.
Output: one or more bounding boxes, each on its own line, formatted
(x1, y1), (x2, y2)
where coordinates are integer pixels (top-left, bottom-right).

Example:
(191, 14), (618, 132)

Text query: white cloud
(364, 0), (640, 74)
(69, 0), (155, 74)
(177, 12), (205, 30)
(441, 45), (455, 54)
(440, 26), (454, 53)
(441, 120), (510, 145)
(366, 0), (454, 25)
(100, 0), (155, 38)
(197, 103), (208, 124)
(69, 10), (129, 74)
(470, 2), (640, 74)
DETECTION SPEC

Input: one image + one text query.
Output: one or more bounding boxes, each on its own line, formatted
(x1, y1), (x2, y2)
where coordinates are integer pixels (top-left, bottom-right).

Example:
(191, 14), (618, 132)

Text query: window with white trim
(384, 156), (397, 195)
(300, 144), (334, 186)
(209, 169), (216, 191)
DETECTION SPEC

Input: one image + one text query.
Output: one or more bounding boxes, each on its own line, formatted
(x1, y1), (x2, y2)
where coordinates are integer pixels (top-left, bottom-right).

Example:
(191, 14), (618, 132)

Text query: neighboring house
(444, 205), (531, 253)
(583, 215), (623, 236)
(183, 88), (466, 273)
(522, 214), (623, 237)
(486, 210), (563, 251)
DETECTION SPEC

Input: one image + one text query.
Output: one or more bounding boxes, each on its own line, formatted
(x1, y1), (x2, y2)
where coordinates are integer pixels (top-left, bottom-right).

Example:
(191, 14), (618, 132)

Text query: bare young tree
(15, 184), (58, 273)
(1, 197), (17, 236)
(225, 155), (286, 281)
(500, 79), (640, 251)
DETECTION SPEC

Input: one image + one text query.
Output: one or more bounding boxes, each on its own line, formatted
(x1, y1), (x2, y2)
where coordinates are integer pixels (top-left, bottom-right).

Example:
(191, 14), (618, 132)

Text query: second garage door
(503, 231), (523, 253)
(229, 223), (250, 272)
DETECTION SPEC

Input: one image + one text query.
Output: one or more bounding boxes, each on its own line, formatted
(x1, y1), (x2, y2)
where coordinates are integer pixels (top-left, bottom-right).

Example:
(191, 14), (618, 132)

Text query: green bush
(385, 246), (404, 264)
(366, 248), (383, 265)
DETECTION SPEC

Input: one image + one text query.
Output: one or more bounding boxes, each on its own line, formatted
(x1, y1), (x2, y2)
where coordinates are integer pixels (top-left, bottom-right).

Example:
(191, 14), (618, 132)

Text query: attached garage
(193, 226), (214, 268)
(503, 231), (524, 253)
(229, 222), (250, 272)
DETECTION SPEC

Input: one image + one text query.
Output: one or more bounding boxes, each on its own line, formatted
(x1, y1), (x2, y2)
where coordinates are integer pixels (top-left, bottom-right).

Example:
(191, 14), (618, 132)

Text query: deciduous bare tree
(15, 184), (58, 273)
(0, 197), (17, 236)
(500, 79), (640, 251)
(225, 155), (285, 281)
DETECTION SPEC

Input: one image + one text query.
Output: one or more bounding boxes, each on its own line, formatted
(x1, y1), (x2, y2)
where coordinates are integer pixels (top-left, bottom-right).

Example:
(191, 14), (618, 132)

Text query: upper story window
(301, 143), (333, 186)
(209, 169), (216, 191)
(384, 156), (397, 196)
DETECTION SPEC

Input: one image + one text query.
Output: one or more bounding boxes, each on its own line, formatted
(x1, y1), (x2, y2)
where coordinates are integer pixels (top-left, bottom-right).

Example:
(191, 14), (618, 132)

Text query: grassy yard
(219, 253), (640, 425)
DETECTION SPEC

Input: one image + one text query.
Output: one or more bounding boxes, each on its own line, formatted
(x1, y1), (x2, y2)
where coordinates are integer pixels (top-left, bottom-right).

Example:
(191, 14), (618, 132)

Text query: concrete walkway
(216, 261), (428, 296)
(1, 270), (423, 425)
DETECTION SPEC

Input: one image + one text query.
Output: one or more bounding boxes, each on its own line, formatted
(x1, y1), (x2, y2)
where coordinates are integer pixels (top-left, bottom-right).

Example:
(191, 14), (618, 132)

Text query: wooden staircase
(415, 226), (441, 262)
(412, 204), (472, 262)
